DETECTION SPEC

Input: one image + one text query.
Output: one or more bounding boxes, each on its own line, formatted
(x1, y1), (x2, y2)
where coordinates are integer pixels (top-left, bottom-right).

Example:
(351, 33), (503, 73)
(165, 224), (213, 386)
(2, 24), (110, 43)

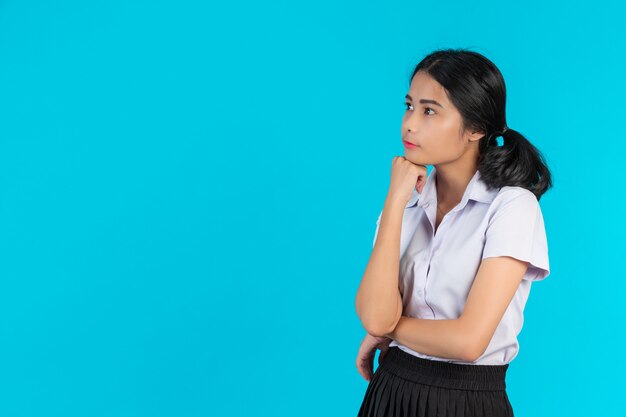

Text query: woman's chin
(404, 155), (429, 165)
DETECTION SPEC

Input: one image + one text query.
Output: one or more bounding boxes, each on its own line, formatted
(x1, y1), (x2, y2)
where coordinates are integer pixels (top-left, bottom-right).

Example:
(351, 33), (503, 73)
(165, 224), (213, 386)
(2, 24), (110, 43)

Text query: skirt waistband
(379, 347), (509, 391)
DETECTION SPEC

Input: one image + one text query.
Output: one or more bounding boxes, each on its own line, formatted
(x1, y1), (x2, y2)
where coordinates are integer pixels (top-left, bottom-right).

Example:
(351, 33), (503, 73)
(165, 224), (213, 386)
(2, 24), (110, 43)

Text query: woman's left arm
(384, 255), (528, 362)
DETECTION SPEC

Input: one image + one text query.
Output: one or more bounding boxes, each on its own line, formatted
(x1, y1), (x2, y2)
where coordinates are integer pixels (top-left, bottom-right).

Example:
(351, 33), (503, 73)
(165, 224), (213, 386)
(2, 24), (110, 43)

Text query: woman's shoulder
(485, 186), (543, 221)
(491, 185), (539, 206)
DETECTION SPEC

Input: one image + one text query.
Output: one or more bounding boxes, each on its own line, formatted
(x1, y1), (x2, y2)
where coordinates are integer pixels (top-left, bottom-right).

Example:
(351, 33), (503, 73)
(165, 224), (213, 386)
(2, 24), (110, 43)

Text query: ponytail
(477, 127), (552, 201)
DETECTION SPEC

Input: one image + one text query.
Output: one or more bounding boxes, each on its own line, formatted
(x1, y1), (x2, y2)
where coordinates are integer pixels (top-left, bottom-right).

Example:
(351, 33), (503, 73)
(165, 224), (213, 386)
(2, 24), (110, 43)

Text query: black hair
(410, 48), (553, 201)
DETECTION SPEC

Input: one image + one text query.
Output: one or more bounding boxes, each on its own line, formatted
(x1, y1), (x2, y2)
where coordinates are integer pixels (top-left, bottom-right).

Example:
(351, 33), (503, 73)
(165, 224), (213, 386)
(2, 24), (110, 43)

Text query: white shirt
(372, 166), (550, 365)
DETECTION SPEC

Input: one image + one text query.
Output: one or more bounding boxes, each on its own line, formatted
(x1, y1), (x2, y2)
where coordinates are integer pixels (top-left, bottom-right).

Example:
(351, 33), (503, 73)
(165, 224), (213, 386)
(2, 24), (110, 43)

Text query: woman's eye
(404, 103), (435, 116)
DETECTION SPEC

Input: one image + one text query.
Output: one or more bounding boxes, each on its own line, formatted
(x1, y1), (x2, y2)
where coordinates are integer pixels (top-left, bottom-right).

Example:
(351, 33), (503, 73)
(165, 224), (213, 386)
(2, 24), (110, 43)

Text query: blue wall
(1, 1), (624, 416)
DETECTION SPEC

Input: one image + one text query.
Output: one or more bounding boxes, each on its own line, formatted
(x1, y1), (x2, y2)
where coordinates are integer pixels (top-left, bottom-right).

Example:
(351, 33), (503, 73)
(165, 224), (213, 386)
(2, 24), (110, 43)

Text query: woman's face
(401, 70), (483, 166)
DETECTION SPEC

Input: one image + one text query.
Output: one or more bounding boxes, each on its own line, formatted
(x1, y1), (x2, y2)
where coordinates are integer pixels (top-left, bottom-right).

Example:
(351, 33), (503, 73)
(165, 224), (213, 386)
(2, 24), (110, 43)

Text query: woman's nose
(403, 111), (423, 132)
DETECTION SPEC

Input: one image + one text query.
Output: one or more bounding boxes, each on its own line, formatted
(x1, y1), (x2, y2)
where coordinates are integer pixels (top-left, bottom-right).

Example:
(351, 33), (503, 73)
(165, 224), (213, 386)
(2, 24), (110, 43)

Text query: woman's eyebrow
(405, 94), (445, 109)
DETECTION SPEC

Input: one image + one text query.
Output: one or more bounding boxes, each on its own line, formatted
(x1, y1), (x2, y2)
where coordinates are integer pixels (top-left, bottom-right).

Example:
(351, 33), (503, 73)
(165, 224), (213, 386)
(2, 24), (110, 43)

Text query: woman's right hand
(387, 157), (428, 206)
(356, 332), (393, 382)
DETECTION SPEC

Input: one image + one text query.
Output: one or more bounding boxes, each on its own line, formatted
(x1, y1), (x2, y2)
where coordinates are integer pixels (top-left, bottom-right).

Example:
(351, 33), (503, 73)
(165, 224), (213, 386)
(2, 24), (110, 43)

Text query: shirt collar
(405, 167), (498, 210)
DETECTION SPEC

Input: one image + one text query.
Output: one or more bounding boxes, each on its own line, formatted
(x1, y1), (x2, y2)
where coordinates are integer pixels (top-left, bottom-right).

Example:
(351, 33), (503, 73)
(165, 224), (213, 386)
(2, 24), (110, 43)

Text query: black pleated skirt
(357, 347), (514, 417)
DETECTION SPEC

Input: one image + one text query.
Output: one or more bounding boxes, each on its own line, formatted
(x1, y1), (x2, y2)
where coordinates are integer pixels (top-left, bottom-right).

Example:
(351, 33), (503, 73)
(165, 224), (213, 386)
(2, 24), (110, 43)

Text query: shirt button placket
(414, 241), (433, 316)
(423, 209), (455, 319)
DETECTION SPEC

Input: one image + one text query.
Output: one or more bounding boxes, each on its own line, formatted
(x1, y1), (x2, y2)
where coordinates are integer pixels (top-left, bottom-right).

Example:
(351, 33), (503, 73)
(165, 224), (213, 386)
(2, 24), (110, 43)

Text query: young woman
(354, 48), (552, 417)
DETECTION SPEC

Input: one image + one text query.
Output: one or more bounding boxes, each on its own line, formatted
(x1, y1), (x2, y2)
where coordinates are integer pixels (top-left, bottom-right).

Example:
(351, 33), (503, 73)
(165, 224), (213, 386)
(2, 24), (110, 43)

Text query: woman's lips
(403, 140), (419, 149)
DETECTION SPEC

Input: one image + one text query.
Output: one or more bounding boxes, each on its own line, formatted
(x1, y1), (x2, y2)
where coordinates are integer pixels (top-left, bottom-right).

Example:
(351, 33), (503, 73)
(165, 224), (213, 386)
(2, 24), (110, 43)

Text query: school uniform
(357, 166), (550, 417)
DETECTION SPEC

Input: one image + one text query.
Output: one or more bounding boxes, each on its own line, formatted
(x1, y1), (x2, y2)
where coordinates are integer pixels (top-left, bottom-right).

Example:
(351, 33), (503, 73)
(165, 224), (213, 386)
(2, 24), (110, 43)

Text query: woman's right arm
(355, 157), (427, 337)
(355, 195), (406, 337)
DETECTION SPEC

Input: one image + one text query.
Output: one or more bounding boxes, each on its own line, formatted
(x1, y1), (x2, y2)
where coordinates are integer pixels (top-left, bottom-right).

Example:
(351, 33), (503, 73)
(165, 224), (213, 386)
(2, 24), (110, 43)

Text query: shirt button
(417, 289), (423, 295)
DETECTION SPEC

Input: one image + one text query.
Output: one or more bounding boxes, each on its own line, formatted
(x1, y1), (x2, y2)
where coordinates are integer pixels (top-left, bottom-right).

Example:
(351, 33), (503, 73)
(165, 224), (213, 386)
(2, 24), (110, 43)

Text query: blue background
(1, 1), (624, 416)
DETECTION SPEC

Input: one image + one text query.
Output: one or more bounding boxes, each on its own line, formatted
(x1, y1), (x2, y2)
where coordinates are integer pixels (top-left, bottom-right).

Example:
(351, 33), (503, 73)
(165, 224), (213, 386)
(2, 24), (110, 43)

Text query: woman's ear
(467, 128), (486, 143)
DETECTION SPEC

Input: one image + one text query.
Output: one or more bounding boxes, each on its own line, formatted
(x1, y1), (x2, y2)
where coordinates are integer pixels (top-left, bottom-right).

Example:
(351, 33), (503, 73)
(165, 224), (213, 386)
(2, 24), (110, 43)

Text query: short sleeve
(481, 190), (551, 282)
(372, 210), (383, 248)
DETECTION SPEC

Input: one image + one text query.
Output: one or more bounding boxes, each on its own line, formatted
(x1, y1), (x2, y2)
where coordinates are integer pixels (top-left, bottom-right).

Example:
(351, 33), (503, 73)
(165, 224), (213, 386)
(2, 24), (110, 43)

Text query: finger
(356, 352), (374, 381)
(416, 176), (426, 193)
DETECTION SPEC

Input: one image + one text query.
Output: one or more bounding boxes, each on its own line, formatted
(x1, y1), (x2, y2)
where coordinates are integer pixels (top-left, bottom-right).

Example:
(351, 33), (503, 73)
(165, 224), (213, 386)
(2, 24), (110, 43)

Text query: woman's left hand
(356, 332), (393, 382)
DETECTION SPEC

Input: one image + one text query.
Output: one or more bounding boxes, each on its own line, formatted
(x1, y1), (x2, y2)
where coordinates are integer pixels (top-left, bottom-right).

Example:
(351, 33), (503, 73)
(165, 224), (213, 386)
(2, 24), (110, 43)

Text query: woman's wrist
(384, 193), (408, 212)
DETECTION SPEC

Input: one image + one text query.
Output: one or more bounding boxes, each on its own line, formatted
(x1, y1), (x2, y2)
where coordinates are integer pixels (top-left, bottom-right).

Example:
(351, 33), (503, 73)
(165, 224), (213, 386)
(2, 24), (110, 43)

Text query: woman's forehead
(408, 72), (449, 105)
